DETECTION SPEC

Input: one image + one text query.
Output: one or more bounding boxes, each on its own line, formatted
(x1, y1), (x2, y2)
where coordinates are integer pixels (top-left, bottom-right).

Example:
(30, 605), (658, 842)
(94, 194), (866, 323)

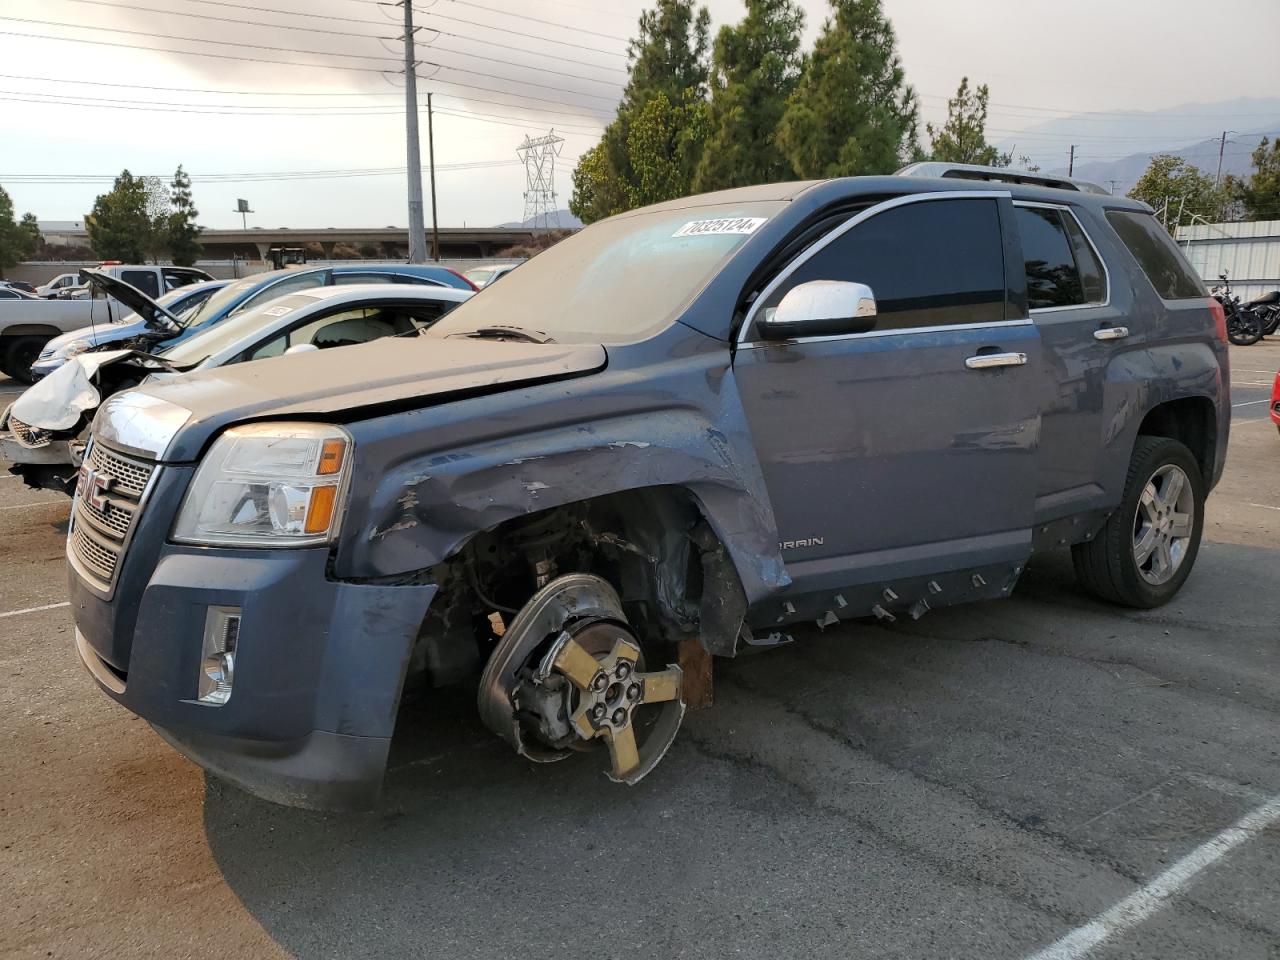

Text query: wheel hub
(1132, 463), (1194, 586)
(477, 574), (686, 784)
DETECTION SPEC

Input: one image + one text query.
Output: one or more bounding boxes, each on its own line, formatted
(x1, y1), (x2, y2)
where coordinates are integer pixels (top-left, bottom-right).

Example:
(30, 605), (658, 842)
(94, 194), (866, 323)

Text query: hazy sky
(2, 0), (1277, 228)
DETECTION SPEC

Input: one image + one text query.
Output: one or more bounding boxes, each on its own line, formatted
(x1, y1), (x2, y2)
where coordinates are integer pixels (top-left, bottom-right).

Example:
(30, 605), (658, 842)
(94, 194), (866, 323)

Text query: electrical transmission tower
(517, 130), (564, 229)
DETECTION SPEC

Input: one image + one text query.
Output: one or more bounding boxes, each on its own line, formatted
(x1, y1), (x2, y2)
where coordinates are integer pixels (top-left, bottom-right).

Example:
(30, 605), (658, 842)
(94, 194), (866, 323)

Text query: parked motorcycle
(1213, 273), (1262, 346)
(1241, 290), (1280, 339)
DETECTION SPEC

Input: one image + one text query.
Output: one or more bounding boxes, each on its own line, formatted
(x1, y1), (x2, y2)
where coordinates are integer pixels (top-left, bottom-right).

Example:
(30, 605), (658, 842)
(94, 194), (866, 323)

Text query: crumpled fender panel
(335, 348), (790, 605)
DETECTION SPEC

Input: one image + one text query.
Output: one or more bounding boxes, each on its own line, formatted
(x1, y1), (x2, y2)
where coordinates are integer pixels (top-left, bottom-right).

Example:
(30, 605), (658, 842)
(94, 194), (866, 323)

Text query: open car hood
(123, 335), (608, 462)
(80, 269), (180, 328)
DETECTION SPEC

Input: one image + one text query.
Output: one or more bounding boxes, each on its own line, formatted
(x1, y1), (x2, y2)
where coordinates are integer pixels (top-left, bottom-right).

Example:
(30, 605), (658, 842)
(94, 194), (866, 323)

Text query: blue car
(30, 263), (476, 379)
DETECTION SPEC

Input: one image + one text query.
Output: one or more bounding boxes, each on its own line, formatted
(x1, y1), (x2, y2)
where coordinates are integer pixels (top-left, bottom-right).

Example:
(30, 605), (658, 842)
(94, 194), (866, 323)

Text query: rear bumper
(71, 544), (437, 810)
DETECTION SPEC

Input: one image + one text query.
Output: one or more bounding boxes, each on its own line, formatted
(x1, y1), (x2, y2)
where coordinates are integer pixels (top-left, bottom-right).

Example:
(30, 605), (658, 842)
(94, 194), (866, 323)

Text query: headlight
(172, 422), (352, 547)
(63, 339), (92, 359)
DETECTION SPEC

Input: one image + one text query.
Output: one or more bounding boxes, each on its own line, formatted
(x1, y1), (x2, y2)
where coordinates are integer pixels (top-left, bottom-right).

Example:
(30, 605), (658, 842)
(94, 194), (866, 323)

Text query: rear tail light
(1209, 298), (1227, 344)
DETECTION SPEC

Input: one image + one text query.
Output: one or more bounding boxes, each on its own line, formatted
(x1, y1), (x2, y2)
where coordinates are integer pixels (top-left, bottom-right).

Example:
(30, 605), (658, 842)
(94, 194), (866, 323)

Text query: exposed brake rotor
(477, 573), (685, 784)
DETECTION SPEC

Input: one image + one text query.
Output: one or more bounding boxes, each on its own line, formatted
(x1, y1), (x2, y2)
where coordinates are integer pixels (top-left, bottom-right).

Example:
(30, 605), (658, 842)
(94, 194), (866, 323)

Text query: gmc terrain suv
(67, 165), (1228, 810)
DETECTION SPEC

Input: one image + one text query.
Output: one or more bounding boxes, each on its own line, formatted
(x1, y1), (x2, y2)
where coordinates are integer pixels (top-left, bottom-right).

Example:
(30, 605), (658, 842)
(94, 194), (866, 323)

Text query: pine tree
(0, 186), (39, 274)
(927, 77), (1009, 167)
(1232, 137), (1280, 221)
(86, 170), (151, 263)
(693, 0), (805, 192)
(570, 0), (712, 223)
(775, 0), (918, 179)
(167, 166), (202, 266)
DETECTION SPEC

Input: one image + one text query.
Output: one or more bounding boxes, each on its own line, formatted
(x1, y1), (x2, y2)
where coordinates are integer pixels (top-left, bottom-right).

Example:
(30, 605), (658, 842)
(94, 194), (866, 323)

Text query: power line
(0, 162), (525, 184)
(0, 29), (616, 116)
(44, 0), (623, 88)
(917, 91), (1280, 120)
(0, 17), (621, 102)
(340, 0), (631, 43)
(0, 72), (607, 127)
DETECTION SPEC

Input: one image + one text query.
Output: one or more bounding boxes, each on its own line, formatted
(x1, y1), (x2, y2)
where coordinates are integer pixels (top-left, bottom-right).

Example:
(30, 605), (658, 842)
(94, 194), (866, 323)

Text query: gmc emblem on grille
(78, 467), (114, 512)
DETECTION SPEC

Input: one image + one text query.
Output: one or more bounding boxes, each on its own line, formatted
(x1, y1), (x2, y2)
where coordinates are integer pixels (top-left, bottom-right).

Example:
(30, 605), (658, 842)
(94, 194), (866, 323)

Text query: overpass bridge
(41, 225), (545, 261)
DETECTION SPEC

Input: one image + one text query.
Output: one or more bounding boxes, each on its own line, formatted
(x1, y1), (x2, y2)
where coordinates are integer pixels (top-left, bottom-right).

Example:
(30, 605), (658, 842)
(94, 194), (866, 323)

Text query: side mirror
(284, 343), (319, 355)
(759, 280), (877, 341)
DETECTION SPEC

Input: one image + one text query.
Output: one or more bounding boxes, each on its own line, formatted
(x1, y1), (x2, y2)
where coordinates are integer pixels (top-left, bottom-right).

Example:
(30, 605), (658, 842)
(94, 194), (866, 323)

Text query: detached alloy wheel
(1072, 436), (1205, 608)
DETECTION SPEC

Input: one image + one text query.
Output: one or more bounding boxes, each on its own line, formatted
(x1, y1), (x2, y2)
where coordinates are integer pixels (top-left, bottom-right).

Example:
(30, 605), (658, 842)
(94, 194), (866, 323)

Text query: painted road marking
(1024, 792), (1280, 960)
(0, 601), (70, 619)
(0, 501), (66, 511)
(1246, 501), (1280, 512)
(1232, 399), (1271, 407)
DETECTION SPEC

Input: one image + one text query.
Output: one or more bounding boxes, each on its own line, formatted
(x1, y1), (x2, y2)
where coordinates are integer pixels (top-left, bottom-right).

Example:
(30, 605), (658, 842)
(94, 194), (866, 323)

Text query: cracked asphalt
(1, 343), (1278, 960)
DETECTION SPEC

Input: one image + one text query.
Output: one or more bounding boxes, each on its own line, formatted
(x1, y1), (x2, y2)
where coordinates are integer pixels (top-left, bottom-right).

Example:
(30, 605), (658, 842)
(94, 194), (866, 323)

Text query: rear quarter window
(1104, 210), (1205, 300)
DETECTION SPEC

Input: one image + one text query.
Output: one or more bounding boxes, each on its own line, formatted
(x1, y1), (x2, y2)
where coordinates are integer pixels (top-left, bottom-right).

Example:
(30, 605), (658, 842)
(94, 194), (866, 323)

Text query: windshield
(430, 200), (785, 343)
(159, 292), (319, 367)
(464, 268), (496, 284)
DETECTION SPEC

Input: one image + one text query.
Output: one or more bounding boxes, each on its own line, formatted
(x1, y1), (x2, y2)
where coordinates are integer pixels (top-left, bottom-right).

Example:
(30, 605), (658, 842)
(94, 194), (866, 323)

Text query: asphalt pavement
(0, 344), (1277, 960)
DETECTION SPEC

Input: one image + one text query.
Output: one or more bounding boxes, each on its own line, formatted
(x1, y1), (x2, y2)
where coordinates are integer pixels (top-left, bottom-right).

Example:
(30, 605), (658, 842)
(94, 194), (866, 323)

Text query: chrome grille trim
(67, 440), (160, 596)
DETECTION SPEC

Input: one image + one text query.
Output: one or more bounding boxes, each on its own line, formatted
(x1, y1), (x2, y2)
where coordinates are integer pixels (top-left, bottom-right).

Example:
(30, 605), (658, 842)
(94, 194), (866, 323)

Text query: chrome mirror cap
(760, 280), (877, 340)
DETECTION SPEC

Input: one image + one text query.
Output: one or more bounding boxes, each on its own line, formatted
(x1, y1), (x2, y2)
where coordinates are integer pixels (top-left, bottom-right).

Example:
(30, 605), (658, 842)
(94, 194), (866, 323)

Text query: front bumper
(71, 543), (437, 810)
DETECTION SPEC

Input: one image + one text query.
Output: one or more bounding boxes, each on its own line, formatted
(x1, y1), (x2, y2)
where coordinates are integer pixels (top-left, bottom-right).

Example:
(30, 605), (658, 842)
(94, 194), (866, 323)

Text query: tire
(1227, 310), (1262, 346)
(2, 336), (46, 385)
(1072, 436), (1205, 609)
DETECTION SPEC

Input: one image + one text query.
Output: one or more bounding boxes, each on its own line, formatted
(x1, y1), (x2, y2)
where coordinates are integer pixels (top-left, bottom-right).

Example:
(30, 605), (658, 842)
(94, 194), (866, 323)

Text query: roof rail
(895, 162), (1110, 196)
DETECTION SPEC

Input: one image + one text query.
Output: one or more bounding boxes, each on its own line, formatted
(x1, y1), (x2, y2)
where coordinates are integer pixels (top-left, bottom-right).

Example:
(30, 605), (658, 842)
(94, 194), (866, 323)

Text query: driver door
(734, 193), (1042, 595)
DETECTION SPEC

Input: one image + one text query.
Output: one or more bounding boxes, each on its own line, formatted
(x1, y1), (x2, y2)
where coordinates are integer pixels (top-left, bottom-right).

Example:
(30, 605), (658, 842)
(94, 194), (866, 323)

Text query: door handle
(1093, 326), (1129, 341)
(965, 352), (1027, 370)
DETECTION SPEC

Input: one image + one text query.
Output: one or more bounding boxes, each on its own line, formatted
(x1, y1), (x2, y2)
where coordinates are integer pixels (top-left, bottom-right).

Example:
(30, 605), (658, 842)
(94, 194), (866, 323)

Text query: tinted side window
(1014, 207), (1083, 309)
(763, 198), (1006, 332)
(237, 272), (326, 313)
(1061, 213), (1106, 303)
(1105, 210), (1204, 300)
(121, 270), (160, 298)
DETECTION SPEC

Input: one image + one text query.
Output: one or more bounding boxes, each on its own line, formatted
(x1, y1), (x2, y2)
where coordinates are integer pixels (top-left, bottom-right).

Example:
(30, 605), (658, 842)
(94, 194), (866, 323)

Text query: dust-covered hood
(118, 334), (608, 462)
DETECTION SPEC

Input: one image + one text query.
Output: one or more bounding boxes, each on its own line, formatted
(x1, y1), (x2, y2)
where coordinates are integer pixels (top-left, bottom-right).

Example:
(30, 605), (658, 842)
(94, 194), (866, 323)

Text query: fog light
(198, 606), (241, 705)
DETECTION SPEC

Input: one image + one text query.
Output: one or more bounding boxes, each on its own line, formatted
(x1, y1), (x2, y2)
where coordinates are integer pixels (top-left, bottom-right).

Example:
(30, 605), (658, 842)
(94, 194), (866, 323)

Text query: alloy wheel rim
(1132, 463), (1194, 586)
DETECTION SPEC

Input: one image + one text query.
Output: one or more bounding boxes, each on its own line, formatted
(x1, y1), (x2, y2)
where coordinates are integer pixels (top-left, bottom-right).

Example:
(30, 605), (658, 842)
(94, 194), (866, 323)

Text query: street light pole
(428, 92), (440, 262)
(401, 0), (427, 264)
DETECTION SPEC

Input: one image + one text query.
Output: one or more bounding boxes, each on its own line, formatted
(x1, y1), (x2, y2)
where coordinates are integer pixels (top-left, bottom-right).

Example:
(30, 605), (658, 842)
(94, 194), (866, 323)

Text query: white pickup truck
(0, 265), (213, 382)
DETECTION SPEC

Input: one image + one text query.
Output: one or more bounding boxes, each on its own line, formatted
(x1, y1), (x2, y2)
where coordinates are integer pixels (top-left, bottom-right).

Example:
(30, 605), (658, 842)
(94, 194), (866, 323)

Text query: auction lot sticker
(673, 217), (768, 238)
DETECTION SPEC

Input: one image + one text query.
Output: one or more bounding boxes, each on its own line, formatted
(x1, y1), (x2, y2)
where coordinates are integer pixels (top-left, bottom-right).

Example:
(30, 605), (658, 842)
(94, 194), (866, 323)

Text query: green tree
(86, 170), (151, 262)
(569, 141), (632, 224)
(571, 0), (712, 223)
(625, 90), (711, 207)
(1128, 155), (1227, 233)
(0, 187), (39, 274)
(693, 0), (805, 192)
(926, 76), (1008, 167)
(776, 0), (919, 179)
(167, 165), (202, 266)
(1232, 137), (1280, 221)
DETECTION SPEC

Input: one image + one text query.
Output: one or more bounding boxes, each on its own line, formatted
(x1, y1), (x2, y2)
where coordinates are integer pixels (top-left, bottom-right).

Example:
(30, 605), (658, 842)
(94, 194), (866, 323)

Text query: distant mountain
(497, 209), (583, 229)
(994, 97), (1280, 195)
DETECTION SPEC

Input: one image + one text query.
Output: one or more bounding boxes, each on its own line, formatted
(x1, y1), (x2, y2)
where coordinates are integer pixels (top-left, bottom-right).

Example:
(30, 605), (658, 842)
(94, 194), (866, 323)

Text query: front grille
(8, 415), (51, 448)
(69, 442), (158, 592)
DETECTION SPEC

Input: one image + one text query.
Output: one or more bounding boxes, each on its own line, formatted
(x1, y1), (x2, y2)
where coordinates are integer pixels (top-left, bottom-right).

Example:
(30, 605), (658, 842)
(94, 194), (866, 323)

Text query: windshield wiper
(457, 325), (555, 344)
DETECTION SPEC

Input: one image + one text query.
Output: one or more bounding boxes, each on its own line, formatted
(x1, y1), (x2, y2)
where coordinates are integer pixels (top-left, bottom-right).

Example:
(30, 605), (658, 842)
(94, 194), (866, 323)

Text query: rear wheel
(1227, 310), (1262, 346)
(2, 337), (46, 385)
(1072, 436), (1205, 608)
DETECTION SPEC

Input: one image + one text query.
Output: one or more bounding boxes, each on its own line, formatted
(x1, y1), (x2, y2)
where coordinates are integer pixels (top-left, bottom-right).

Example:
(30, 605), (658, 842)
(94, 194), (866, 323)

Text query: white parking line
(1246, 502), (1280, 512)
(0, 601), (70, 619)
(1024, 792), (1280, 960)
(0, 500), (66, 511)
(1231, 399), (1271, 407)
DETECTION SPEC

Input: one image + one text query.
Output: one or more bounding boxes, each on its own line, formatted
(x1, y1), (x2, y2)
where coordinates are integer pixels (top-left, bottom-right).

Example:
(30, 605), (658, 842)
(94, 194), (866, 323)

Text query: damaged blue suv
(68, 165), (1229, 809)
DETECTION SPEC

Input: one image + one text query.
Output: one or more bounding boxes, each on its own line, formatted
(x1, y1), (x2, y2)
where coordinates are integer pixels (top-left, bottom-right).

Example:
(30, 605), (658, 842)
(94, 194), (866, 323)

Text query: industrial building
(1177, 219), (1280, 300)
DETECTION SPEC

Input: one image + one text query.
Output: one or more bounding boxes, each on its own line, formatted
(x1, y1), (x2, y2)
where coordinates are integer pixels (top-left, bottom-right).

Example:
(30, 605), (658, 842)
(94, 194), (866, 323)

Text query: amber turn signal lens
(317, 438), (346, 476)
(304, 484), (338, 534)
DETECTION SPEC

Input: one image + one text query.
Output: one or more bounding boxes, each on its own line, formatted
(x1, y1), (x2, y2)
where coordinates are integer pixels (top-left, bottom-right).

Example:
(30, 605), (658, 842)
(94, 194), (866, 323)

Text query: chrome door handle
(965, 352), (1027, 370)
(1093, 326), (1129, 341)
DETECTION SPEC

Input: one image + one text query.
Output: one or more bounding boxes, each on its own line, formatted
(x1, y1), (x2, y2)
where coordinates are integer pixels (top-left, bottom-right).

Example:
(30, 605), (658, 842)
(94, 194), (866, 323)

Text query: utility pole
(1106, 179), (1122, 196)
(427, 92), (439, 262)
(1068, 145), (1076, 177)
(401, 0), (427, 264)
(1214, 130), (1237, 185)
